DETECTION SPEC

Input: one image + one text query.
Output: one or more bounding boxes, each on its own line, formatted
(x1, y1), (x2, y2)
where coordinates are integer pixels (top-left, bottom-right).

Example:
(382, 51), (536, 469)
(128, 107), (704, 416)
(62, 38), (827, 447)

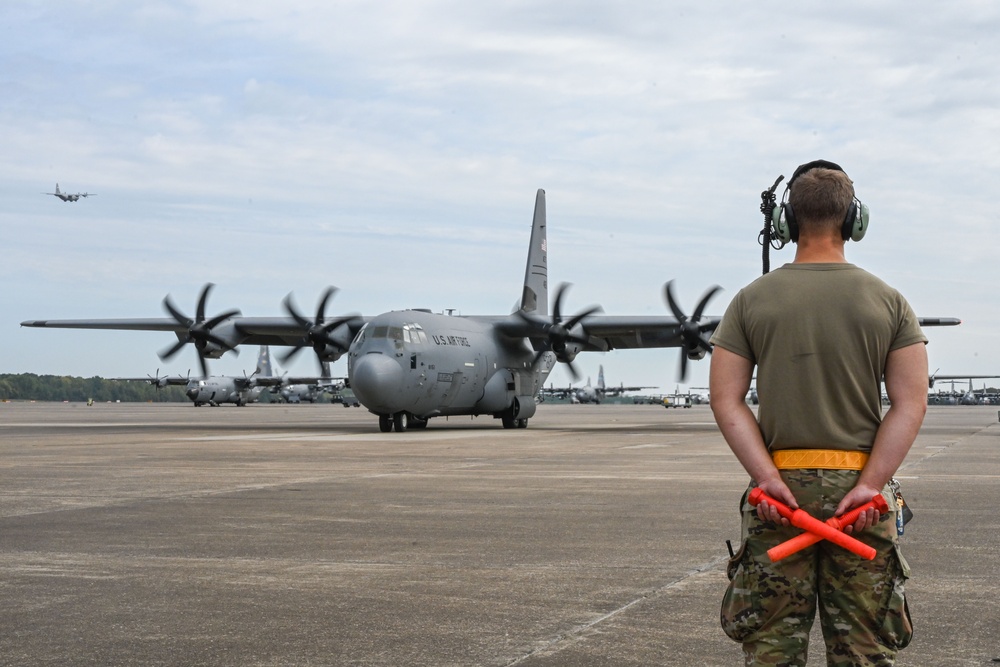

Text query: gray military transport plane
(43, 183), (95, 202)
(21, 189), (962, 432)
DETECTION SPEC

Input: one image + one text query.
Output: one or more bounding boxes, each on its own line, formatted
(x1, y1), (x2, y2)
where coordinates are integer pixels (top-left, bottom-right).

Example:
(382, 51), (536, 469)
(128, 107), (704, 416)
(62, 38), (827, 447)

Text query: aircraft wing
(21, 316), (370, 348)
(22, 318), (185, 332)
(917, 318), (962, 327)
(603, 384), (658, 396)
(928, 373), (1000, 388)
(112, 376), (190, 386)
(22, 313), (960, 353)
(577, 315), (959, 351)
(532, 315), (724, 351)
(262, 375), (347, 387)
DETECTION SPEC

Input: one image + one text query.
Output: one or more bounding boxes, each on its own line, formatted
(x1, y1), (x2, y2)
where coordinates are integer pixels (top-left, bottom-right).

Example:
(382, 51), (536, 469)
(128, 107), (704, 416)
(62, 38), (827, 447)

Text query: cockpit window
(403, 323), (428, 344)
(364, 322), (427, 348)
(352, 323), (369, 346)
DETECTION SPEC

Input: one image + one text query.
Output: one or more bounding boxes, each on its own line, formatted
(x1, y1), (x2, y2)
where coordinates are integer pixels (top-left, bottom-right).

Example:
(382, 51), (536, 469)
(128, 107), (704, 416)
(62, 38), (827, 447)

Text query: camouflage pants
(721, 469), (912, 667)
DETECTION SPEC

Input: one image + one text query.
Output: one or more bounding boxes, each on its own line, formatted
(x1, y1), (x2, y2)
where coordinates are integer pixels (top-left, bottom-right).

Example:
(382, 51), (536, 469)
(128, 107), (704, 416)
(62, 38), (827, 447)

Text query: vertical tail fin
(256, 346), (274, 377)
(598, 365), (605, 391)
(520, 189), (548, 315)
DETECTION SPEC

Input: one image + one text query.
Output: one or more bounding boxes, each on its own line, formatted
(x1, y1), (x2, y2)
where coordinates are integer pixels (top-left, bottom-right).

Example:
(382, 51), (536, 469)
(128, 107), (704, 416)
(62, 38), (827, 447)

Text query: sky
(2, 1), (998, 394)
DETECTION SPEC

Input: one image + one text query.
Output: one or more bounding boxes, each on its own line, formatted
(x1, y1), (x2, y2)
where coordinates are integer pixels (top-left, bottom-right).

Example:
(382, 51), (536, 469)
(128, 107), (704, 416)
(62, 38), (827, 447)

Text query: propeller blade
(692, 285), (722, 321)
(282, 293), (311, 328)
(159, 338), (189, 361)
(664, 280), (722, 382)
(162, 295), (191, 326)
(203, 309), (241, 331)
(195, 283), (215, 322)
(563, 305), (603, 331)
(315, 286), (337, 322)
(279, 345), (305, 365)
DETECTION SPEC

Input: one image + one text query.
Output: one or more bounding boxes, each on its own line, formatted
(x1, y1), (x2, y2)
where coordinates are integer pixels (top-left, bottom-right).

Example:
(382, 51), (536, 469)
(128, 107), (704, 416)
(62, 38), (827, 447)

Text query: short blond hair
(789, 168), (855, 233)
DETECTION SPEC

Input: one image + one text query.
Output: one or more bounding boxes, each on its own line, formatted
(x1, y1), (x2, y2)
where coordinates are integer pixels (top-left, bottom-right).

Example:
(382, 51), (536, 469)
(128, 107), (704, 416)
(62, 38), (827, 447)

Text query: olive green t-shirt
(710, 263), (927, 452)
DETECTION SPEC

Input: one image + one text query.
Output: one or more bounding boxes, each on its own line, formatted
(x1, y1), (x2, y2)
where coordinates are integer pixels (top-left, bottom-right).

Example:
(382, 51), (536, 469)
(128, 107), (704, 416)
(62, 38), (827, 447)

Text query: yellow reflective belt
(771, 449), (869, 471)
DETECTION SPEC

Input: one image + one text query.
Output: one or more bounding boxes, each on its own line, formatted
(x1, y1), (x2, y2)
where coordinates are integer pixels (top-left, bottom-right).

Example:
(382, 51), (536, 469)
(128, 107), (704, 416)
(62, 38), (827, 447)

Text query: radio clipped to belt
(889, 478), (913, 536)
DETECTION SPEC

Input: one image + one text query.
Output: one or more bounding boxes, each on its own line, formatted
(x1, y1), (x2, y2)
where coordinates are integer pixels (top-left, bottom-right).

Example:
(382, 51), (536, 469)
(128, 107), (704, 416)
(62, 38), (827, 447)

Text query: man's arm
(837, 341), (929, 532)
(710, 346), (798, 523)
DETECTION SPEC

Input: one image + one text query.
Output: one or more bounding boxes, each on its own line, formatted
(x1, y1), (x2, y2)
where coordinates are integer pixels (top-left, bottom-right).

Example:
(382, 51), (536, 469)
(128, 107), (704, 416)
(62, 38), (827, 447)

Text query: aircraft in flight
(541, 365), (655, 404)
(22, 189), (962, 431)
(43, 183), (95, 202)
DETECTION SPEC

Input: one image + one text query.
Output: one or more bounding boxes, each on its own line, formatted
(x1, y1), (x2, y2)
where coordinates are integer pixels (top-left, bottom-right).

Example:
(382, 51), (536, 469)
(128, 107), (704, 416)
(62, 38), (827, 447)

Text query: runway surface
(1, 402), (997, 666)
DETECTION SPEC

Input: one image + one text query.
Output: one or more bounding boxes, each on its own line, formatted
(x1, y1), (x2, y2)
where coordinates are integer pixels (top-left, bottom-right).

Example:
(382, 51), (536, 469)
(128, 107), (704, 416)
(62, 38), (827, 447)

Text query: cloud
(2, 1), (998, 387)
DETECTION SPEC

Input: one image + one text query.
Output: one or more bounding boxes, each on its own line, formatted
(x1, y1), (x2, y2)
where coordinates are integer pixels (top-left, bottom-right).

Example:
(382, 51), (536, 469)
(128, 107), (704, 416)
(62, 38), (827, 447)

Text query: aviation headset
(771, 159), (870, 244)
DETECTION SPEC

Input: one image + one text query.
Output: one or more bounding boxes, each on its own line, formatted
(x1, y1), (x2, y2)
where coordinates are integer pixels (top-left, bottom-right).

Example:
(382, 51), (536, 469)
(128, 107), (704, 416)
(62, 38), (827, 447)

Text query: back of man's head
(789, 168), (855, 234)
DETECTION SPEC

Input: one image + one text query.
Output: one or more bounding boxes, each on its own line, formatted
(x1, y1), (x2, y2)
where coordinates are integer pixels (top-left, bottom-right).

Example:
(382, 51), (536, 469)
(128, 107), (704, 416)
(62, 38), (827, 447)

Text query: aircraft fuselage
(185, 378), (260, 407)
(348, 309), (548, 430)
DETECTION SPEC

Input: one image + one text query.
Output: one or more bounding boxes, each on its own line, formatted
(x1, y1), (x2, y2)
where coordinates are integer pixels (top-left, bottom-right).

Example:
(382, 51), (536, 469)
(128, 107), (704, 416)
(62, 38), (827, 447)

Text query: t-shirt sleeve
(891, 294), (929, 351)
(709, 290), (756, 362)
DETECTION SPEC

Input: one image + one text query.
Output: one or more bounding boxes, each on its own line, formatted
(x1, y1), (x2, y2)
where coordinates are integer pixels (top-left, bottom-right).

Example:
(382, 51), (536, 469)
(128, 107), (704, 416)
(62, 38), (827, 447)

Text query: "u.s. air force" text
(432, 334), (471, 347)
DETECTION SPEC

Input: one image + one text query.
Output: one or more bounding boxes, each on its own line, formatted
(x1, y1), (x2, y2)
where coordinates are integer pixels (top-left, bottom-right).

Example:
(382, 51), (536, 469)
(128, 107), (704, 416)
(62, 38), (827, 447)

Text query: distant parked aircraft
(541, 365), (655, 404)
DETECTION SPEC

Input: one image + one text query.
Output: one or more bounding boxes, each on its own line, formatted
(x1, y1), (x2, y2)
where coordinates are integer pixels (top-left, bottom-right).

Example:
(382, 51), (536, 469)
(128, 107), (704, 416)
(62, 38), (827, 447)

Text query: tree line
(0, 374), (189, 403)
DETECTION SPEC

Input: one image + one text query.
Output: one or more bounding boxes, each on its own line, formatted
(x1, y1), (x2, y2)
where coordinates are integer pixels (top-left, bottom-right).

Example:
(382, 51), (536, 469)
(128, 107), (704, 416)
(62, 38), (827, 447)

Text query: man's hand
(754, 476), (798, 526)
(836, 484), (883, 534)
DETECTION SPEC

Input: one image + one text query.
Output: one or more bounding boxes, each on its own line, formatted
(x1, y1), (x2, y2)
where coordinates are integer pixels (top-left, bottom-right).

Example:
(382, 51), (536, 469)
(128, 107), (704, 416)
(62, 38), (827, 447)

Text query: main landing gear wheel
(393, 412), (408, 432)
(378, 415), (392, 432)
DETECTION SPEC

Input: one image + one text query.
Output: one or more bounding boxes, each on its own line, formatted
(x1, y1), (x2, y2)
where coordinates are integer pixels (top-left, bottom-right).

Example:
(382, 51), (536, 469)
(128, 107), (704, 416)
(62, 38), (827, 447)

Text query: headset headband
(787, 159), (845, 188)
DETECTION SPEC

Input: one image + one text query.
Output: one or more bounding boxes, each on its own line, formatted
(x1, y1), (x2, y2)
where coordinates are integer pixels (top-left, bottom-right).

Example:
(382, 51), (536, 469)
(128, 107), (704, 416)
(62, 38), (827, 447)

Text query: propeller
(515, 282), (602, 382)
(664, 280), (722, 382)
(146, 369), (169, 390)
(280, 287), (359, 371)
(158, 283), (241, 378)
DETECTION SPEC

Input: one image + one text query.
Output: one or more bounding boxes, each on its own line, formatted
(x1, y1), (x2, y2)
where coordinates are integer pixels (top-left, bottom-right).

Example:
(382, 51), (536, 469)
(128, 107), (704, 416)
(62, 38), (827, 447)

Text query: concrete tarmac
(0, 402), (997, 666)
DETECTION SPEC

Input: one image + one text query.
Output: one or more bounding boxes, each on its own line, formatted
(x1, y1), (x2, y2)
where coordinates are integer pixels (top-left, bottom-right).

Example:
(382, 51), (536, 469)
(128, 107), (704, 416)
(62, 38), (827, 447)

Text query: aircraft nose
(351, 353), (403, 412)
(186, 386), (199, 400)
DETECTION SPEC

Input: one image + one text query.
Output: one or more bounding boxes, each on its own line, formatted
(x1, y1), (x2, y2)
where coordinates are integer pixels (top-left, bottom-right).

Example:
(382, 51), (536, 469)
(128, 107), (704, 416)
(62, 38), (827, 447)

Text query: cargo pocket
(876, 543), (913, 650)
(720, 539), (764, 642)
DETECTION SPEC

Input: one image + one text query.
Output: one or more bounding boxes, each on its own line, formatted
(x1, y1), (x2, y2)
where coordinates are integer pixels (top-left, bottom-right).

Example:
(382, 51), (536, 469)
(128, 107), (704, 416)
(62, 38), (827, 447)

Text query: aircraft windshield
(367, 323), (427, 347)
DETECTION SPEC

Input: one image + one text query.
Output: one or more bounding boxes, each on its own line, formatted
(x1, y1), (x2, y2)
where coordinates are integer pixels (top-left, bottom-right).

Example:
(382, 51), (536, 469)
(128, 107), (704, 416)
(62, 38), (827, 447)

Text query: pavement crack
(503, 554), (728, 665)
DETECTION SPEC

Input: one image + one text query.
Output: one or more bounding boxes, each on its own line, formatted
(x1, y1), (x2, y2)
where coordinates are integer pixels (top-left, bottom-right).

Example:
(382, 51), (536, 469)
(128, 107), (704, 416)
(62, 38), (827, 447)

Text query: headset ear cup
(851, 202), (868, 242)
(841, 202), (856, 240)
(782, 203), (799, 242)
(771, 204), (790, 243)
(844, 201), (869, 242)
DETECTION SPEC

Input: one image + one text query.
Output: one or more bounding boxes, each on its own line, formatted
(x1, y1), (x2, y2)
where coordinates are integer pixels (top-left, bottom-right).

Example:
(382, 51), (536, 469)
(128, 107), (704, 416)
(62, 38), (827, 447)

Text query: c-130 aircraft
(22, 189), (961, 432)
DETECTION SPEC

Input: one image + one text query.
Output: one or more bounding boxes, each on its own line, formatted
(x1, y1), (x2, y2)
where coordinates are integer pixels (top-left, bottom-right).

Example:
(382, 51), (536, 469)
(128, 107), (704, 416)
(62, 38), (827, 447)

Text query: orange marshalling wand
(766, 494), (889, 562)
(747, 488), (877, 561)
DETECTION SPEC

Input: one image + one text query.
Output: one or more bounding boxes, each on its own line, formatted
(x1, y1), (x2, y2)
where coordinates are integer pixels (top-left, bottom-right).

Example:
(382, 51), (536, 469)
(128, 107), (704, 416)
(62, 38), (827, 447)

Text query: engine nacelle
(686, 348), (708, 362)
(553, 340), (583, 364)
(194, 339), (230, 359)
(313, 344), (347, 362)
